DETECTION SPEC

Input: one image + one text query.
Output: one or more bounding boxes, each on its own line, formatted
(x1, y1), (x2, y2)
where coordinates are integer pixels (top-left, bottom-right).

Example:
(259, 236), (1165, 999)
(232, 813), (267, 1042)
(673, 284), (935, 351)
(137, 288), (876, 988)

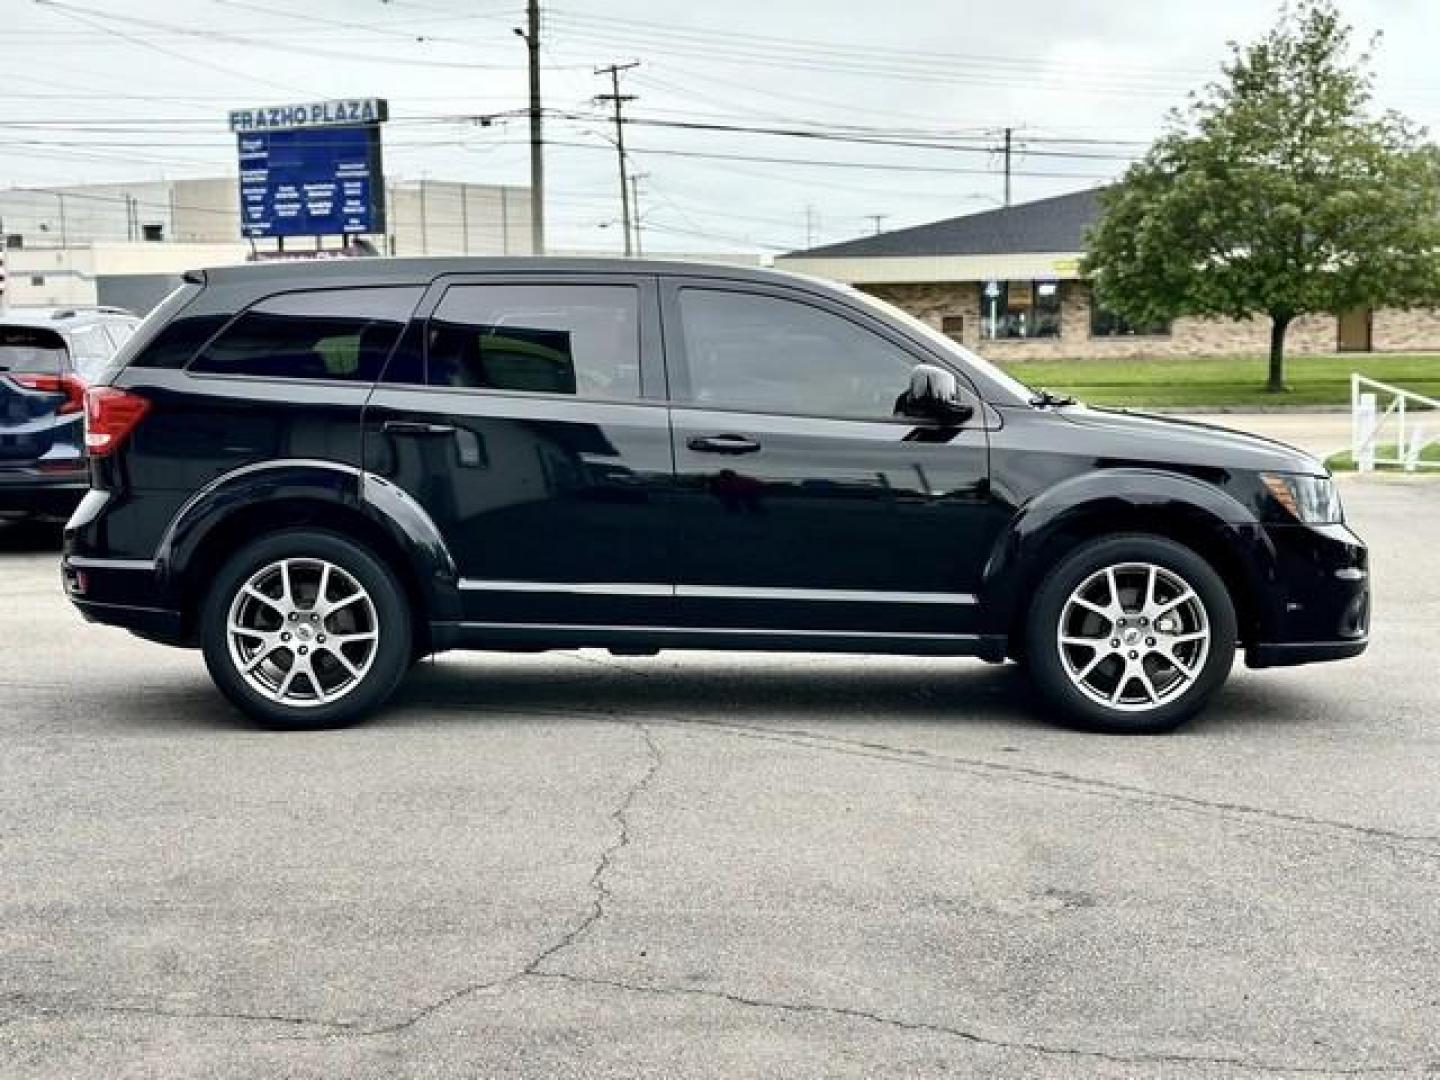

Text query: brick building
(777, 187), (1440, 359)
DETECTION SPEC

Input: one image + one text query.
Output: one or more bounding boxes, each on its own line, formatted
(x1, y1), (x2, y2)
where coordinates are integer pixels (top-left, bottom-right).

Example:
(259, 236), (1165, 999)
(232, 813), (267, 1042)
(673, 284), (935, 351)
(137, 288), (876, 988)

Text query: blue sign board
(237, 122), (386, 239)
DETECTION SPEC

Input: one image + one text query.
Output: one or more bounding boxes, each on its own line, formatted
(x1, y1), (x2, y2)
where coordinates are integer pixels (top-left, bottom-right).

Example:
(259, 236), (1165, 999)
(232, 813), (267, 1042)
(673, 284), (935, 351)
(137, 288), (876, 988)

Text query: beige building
(0, 176), (534, 312)
(778, 188), (1440, 359)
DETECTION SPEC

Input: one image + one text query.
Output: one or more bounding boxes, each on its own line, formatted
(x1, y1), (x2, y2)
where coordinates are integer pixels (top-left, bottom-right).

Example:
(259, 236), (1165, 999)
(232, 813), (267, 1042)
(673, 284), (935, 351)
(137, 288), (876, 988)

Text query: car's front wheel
(1024, 535), (1237, 733)
(200, 529), (412, 729)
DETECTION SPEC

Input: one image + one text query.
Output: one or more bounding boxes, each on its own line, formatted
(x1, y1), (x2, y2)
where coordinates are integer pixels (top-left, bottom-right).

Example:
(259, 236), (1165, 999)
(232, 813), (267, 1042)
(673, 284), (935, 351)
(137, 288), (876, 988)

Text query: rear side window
(190, 287), (422, 382)
(424, 284), (640, 400)
(66, 325), (114, 382)
(102, 321), (137, 352)
(0, 326), (68, 376)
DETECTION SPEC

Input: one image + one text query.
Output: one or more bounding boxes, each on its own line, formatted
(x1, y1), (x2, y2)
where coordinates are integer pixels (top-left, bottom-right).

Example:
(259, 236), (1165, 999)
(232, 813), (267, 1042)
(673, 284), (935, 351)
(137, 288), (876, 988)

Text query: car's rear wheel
(200, 529), (412, 729)
(1024, 535), (1236, 733)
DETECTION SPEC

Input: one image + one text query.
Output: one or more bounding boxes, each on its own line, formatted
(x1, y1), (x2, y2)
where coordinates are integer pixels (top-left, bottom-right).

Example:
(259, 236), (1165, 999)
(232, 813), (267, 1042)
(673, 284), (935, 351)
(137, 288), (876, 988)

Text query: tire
(200, 529), (413, 729)
(1023, 534), (1237, 734)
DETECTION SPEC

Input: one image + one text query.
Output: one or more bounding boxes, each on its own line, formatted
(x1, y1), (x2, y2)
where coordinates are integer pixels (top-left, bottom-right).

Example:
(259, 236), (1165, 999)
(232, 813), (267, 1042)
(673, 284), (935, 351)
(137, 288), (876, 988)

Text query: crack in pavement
(9, 718), (1435, 1076)
(523, 721), (664, 975)
(0, 723), (667, 1047)
(523, 970), (1435, 1076)
(337, 720), (666, 1039)
(0, 999), (355, 1034)
(667, 718), (1440, 863)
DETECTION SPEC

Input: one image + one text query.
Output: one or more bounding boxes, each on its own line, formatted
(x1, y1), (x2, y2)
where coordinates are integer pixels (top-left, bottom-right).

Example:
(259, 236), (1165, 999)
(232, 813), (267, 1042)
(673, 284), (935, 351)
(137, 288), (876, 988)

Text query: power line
(34, 0), (571, 72)
(32, 0), (314, 97)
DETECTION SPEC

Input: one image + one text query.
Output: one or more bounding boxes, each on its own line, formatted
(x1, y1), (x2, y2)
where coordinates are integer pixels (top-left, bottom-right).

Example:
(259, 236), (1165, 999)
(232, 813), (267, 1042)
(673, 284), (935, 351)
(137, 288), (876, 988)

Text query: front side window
(425, 284), (640, 400)
(190, 287), (422, 381)
(676, 288), (917, 419)
(980, 280), (1062, 340)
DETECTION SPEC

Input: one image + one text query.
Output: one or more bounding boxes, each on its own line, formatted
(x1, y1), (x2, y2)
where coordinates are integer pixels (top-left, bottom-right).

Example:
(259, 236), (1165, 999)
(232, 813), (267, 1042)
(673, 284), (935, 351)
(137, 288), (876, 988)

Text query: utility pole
(515, 0), (545, 254)
(804, 203), (817, 248)
(866, 213), (888, 235)
(595, 61), (638, 257)
(1002, 127), (1013, 208)
(630, 172), (646, 257)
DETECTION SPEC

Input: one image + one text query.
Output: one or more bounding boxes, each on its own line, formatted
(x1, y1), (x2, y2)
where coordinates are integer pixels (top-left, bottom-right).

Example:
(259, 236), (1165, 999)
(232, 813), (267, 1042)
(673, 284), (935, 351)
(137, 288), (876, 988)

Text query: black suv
(61, 259), (1369, 733)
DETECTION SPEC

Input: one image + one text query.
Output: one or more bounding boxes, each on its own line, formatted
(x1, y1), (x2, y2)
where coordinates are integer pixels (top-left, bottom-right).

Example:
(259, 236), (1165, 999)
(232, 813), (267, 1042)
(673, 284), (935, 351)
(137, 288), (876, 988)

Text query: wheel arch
(982, 469), (1277, 654)
(153, 460), (460, 649)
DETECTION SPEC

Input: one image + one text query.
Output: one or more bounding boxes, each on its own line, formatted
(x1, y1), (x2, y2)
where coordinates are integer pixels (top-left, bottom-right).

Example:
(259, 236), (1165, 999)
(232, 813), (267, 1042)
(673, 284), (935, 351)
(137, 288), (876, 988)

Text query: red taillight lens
(84, 386), (150, 456)
(10, 372), (87, 414)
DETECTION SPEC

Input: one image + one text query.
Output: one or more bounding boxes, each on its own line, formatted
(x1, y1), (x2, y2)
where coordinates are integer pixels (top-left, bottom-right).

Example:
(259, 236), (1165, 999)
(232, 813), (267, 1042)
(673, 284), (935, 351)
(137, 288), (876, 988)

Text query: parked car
(60, 260), (1369, 733)
(0, 306), (140, 519)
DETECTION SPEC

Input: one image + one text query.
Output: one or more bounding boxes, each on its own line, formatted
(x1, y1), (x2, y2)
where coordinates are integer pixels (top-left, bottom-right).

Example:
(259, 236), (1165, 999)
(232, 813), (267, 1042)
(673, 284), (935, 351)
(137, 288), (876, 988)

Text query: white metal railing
(1351, 373), (1440, 472)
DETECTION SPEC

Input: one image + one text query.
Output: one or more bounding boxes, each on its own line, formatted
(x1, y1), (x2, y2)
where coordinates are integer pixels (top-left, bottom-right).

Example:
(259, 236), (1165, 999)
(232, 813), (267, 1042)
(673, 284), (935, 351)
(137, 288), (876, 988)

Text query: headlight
(1261, 472), (1343, 524)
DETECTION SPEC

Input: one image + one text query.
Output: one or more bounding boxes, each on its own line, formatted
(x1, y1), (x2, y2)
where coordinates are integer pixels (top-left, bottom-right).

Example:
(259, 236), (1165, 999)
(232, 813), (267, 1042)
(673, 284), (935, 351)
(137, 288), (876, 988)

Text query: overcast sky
(5, 0), (1440, 253)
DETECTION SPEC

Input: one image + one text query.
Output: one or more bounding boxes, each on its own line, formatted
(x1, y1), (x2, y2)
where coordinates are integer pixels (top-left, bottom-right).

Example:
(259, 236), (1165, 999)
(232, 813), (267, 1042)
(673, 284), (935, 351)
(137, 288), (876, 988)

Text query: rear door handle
(383, 420), (456, 437)
(687, 433), (761, 455)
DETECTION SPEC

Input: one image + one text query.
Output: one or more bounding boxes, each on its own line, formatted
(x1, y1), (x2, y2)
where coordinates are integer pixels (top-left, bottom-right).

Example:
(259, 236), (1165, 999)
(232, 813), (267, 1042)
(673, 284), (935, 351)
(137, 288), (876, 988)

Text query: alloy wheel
(225, 558), (380, 708)
(1056, 561), (1210, 713)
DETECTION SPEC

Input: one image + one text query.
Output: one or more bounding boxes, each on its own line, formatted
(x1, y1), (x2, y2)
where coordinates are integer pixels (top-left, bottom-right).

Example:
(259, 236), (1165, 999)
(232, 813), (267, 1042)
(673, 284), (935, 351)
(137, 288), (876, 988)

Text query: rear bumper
(69, 596), (186, 645)
(0, 471), (88, 515)
(62, 555), (188, 646)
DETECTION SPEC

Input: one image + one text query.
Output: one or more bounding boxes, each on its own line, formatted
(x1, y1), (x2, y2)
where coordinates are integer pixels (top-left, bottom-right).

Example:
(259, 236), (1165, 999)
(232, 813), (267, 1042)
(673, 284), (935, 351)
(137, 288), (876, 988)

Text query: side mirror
(897, 363), (974, 425)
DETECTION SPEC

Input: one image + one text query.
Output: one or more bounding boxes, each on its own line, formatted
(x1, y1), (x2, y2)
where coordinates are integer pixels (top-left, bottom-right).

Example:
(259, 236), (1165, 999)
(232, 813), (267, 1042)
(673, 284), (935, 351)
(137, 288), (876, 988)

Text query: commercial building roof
(787, 187), (1108, 259)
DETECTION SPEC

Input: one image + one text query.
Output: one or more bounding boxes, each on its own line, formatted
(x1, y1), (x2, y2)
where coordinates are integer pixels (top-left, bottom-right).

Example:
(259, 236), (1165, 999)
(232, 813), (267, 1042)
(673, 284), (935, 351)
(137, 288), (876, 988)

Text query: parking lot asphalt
(1, 474), (1437, 1079)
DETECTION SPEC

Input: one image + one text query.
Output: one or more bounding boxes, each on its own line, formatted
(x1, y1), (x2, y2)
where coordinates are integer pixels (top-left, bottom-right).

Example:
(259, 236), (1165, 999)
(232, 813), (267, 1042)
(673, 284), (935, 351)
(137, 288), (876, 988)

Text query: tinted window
(109, 283), (208, 376)
(426, 284), (640, 400)
(677, 289), (916, 418)
(190, 287), (422, 381)
(0, 325), (68, 376)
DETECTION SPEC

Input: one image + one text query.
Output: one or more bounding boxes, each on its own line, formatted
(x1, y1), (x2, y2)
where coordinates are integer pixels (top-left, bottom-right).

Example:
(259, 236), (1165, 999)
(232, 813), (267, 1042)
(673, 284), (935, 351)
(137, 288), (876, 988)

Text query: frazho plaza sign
(228, 99), (388, 133)
(230, 98), (388, 240)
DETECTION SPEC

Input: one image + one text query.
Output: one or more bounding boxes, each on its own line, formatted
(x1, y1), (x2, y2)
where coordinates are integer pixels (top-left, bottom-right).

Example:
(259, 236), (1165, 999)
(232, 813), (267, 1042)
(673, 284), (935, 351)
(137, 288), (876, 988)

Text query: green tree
(1082, 0), (1440, 392)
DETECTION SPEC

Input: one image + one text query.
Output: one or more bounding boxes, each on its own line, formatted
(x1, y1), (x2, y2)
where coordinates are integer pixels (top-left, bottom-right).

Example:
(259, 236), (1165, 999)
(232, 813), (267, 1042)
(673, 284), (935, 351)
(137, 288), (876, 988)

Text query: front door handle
(687, 433), (761, 455)
(383, 420), (456, 437)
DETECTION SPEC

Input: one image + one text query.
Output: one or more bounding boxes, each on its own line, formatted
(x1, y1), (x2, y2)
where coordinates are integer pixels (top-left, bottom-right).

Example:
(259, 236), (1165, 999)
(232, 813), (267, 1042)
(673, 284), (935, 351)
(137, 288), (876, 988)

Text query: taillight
(10, 372), (87, 414)
(84, 386), (150, 456)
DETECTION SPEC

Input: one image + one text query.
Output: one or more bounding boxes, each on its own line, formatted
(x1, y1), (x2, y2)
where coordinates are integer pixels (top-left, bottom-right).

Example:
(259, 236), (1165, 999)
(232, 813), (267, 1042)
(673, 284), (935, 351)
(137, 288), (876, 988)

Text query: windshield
(843, 285), (1039, 405)
(0, 325), (68, 377)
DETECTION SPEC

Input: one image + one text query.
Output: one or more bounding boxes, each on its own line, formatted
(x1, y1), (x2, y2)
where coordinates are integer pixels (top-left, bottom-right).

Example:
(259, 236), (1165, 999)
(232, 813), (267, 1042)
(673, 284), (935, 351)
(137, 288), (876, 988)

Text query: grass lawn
(1324, 442), (1440, 472)
(997, 353), (1440, 409)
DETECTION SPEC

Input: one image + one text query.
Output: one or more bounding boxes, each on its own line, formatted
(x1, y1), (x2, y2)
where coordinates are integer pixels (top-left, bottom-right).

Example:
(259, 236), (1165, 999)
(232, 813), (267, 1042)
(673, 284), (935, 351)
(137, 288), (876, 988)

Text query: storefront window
(1090, 304), (1171, 337)
(980, 280), (1062, 340)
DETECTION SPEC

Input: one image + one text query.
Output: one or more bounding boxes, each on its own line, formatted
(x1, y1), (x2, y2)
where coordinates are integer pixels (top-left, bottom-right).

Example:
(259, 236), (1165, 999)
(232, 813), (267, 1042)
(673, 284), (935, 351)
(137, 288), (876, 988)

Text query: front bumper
(1246, 638), (1369, 668)
(1243, 521), (1370, 669)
